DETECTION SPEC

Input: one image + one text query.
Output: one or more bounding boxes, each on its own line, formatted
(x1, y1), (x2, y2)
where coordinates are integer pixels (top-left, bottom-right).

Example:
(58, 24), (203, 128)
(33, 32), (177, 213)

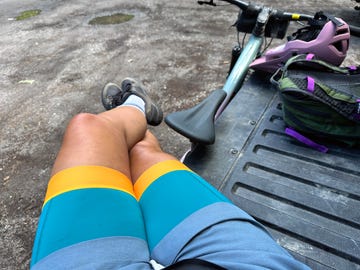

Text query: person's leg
(130, 131), (232, 254)
(130, 132), (311, 270)
(51, 106), (146, 177)
(50, 77), (163, 179)
(31, 79), (161, 269)
(31, 107), (148, 269)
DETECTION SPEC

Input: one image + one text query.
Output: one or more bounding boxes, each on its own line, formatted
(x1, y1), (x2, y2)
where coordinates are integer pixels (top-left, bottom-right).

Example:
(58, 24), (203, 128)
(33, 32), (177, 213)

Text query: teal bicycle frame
(215, 34), (263, 119)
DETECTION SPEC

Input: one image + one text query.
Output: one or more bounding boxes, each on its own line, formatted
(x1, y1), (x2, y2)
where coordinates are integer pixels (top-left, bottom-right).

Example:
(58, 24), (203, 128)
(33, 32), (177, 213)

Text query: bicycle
(165, 0), (360, 146)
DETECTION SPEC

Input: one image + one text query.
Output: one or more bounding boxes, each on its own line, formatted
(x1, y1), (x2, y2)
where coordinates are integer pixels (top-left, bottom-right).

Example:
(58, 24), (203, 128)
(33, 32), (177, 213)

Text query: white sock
(119, 95), (145, 114)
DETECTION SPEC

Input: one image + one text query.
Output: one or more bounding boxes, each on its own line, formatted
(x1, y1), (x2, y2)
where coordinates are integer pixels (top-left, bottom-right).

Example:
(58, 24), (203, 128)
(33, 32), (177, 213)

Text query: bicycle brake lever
(198, 0), (217, 6)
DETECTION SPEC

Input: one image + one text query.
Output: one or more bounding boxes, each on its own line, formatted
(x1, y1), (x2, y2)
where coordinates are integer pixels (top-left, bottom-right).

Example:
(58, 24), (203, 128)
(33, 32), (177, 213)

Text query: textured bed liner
(184, 72), (360, 270)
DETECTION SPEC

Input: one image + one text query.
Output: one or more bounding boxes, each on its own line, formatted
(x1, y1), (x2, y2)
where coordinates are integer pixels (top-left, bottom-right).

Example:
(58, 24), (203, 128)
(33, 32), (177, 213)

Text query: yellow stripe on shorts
(43, 166), (134, 206)
(134, 160), (192, 200)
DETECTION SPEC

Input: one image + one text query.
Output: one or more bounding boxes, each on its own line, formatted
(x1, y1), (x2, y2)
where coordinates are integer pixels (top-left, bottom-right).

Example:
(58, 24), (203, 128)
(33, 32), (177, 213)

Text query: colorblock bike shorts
(31, 160), (310, 270)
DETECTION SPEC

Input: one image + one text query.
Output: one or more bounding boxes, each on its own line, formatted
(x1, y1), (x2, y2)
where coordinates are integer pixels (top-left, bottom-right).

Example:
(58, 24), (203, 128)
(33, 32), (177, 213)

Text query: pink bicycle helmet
(250, 13), (350, 73)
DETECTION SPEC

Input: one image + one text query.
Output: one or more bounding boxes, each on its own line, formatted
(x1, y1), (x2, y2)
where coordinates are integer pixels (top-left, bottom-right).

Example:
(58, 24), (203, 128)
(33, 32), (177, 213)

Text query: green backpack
(271, 54), (360, 152)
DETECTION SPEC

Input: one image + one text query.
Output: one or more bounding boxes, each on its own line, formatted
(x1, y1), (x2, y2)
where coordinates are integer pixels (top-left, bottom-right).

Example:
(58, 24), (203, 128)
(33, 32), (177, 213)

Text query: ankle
(119, 95), (145, 115)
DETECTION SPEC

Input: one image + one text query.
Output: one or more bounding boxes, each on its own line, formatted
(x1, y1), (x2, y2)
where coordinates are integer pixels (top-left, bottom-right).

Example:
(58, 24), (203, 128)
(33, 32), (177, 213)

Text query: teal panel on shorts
(139, 170), (231, 251)
(31, 188), (146, 266)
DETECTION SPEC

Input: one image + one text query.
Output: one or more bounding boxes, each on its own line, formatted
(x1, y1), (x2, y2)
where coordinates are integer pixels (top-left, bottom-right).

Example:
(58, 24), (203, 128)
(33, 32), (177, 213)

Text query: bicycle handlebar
(199, 0), (313, 20)
(200, 0), (360, 37)
(199, 0), (316, 39)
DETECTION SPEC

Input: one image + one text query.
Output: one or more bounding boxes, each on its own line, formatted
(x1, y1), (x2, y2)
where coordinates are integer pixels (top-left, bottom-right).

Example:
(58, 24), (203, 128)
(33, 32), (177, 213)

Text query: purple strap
(285, 128), (329, 153)
(348, 65), (357, 71)
(306, 54), (315, 60)
(307, 76), (315, 92)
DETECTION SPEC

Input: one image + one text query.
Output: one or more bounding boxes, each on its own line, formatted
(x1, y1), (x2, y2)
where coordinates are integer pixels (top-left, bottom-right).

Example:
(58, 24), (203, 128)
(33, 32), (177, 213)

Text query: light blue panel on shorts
(31, 237), (151, 270)
(152, 202), (311, 270)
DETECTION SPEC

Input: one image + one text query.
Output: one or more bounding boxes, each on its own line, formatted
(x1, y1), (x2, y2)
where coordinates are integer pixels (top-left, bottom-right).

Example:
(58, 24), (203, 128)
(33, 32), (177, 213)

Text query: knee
(64, 113), (108, 140)
(67, 112), (101, 130)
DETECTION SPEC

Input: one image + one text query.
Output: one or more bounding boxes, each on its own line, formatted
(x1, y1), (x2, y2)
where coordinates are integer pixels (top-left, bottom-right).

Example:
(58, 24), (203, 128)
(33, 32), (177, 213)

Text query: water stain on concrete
(89, 13), (134, 25)
(16, 9), (41, 21)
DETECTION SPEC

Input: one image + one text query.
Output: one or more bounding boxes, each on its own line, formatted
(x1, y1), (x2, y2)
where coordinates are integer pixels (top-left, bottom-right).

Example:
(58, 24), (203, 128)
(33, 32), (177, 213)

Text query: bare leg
(51, 106), (147, 179)
(31, 80), (168, 268)
(130, 130), (177, 183)
(31, 106), (153, 267)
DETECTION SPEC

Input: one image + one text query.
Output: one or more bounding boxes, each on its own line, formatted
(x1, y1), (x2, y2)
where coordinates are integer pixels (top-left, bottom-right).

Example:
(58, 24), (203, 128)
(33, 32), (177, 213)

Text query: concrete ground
(0, 0), (358, 269)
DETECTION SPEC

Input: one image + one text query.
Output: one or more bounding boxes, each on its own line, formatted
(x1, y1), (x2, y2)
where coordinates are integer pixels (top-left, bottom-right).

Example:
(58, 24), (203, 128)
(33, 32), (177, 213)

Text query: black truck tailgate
(183, 72), (360, 270)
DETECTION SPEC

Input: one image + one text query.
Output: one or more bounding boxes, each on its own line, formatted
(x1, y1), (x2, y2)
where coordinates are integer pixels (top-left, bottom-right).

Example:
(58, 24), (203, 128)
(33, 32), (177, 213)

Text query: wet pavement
(0, 0), (359, 269)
